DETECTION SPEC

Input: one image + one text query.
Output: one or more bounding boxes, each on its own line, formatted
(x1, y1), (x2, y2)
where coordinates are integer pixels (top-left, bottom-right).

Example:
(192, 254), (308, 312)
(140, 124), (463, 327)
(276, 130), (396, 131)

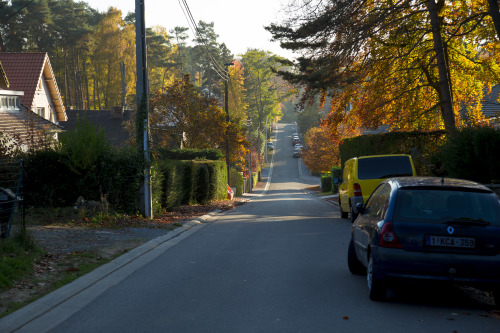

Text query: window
(37, 107), (45, 118)
(364, 183), (391, 219)
(394, 189), (500, 225)
(358, 156), (413, 180)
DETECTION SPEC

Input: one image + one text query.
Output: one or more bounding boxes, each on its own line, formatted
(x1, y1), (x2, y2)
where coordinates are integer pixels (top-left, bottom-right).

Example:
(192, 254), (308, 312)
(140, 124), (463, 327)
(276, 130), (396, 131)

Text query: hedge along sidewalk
(0, 209), (224, 333)
(243, 151), (274, 201)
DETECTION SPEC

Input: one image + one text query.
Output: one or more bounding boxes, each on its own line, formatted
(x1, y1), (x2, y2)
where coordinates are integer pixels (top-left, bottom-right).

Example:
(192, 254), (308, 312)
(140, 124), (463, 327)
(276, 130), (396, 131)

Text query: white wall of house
(32, 77), (57, 125)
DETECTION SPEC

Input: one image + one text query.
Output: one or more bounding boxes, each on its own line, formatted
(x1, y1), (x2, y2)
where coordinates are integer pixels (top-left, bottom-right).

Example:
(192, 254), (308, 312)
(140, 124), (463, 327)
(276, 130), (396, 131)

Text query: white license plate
(425, 235), (476, 248)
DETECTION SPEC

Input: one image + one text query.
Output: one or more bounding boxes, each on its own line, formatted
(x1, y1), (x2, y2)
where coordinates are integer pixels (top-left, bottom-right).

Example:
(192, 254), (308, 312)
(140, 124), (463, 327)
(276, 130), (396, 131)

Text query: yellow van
(338, 154), (416, 221)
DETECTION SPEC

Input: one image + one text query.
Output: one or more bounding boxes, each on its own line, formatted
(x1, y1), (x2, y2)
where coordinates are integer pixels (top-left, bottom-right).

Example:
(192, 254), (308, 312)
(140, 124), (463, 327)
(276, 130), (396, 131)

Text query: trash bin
(0, 187), (16, 239)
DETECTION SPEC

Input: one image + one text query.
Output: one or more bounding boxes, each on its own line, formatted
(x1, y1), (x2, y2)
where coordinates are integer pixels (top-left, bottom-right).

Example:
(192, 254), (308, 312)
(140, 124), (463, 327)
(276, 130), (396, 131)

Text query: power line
(177, 0), (229, 81)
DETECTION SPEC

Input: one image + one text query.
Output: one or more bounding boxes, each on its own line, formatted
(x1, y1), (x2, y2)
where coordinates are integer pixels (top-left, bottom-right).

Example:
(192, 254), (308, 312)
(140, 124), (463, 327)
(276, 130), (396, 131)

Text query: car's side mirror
(356, 202), (365, 215)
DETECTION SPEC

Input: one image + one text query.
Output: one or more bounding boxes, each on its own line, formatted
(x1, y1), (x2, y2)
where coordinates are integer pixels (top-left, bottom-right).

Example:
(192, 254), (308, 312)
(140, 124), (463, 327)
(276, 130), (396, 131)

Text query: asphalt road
(4, 123), (500, 332)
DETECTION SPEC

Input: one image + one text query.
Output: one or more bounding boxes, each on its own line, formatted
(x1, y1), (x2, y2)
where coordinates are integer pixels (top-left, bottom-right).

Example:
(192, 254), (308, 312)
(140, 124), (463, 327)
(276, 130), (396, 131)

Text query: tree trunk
(64, 52), (72, 109)
(426, 0), (455, 132)
(487, 0), (500, 40)
(83, 59), (90, 109)
(72, 50), (80, 109)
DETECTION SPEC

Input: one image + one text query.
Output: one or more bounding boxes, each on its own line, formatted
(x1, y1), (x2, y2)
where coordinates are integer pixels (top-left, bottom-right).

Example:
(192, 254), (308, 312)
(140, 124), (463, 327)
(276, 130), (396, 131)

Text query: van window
(358, 156), (413, 180)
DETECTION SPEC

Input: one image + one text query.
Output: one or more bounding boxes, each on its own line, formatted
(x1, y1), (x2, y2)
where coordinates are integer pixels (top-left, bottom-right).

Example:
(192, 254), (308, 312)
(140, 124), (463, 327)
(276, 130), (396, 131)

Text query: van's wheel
(350, 205), (358, 223)
(340, 198), (348, 219)
(367, 254), (387, 301)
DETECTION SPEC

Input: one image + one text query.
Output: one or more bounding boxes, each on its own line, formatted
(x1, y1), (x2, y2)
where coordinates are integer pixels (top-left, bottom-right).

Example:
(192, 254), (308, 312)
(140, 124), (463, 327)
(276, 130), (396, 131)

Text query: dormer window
(37, 107), (45, 118)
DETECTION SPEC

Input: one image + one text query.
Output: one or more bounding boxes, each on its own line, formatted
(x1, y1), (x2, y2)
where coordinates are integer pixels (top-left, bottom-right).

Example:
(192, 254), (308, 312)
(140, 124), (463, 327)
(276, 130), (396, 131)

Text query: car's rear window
(357, 156), (413, 180)
(393, 188), (500, 226)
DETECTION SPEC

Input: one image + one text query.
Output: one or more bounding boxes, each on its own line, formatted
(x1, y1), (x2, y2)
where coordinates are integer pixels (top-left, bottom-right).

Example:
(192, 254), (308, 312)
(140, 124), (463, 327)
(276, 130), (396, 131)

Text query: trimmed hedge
(331, 166), (342, 193)
(195, 164), (210, 205)
(22, 147), (142, 213)
(229, 168), (244, 197)
(157, 159), (228, 210)
(339, 131), (446, 176)
(320, 173), (332, 193)
(435, 127), (500, 184)
(158, 148), (224, 161)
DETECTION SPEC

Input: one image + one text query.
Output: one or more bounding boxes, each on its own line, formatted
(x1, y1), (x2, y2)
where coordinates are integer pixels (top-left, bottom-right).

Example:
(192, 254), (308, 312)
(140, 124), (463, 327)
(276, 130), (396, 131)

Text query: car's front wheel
(367, 254), (387, 301)
(348, 239), (366, 275)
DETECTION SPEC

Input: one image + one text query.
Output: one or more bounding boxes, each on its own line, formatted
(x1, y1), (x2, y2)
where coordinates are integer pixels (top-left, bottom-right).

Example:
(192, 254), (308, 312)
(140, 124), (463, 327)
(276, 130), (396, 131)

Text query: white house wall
(32, 77), (57, 124)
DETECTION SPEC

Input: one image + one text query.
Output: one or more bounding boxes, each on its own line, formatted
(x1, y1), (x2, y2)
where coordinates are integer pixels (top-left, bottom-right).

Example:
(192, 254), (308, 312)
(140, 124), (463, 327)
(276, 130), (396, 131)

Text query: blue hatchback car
(348, 177), (500, 303)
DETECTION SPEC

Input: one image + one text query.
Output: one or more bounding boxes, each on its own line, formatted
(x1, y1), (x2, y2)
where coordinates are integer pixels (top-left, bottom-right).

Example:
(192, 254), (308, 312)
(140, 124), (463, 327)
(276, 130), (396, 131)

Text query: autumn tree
(149, 74), (227, 149)
(301, 124), (360, 174)
(301, 126), (340, 174)
(227, 60), (248, 121)
(267, 0), (500, 133)
(90, 7), (135, 109)
(241, 50), (287, 128)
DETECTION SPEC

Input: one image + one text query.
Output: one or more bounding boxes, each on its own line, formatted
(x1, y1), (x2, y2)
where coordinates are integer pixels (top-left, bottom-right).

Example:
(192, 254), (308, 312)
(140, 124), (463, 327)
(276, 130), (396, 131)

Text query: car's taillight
(379, 222), (402, 248)
(353, 183), (362, 197)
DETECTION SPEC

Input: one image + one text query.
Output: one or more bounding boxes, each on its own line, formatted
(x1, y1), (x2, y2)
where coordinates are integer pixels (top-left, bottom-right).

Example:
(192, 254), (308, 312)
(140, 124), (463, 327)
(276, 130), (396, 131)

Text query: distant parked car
(348, 176), (500, 304)
(292, 137), (301, 145)
(294, 144), (303, 150)
(267, 142), (275, 150)
(292, 148), (301, 158)
(339, 154), (416, 222)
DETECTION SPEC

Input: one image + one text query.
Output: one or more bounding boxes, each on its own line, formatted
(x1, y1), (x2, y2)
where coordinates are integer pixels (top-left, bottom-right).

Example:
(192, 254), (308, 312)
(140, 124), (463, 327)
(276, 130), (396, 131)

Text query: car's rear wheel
(350, 205), (358, 223)
(348, 239), (366, 275)
(339, 198), (348, 219)
(367, 254), (387, 301)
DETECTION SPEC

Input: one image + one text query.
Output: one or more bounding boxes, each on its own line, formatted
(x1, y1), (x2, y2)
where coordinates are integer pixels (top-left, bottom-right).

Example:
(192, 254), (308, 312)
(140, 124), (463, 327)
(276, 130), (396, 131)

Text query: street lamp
(224, 62), (234, 180)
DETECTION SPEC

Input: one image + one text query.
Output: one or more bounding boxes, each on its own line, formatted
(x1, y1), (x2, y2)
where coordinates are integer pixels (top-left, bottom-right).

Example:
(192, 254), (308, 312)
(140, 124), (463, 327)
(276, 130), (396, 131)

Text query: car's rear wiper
(442, 219), (490, 226)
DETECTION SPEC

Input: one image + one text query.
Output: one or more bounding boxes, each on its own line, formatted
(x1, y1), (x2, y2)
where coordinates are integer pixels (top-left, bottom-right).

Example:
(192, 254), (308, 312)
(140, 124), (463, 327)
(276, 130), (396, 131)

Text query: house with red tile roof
(0, 52), (64, 152)
(0, 52), (66, 124)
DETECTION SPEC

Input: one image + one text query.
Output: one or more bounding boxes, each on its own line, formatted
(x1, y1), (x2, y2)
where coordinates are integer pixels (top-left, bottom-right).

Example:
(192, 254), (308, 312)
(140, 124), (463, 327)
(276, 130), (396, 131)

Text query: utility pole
(264, 116), (268, 164)
(135, 0), (152, 218)
(224, 62), (234, 181)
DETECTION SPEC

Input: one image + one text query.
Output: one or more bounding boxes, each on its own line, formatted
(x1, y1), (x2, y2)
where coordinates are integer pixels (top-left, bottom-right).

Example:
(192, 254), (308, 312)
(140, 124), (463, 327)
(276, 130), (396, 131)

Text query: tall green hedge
(436, 127), (500, 184)
(339, 130), (446, 176)
(320, 174), (332, 193)
(229, 168), (244, 197)
(22, 147), (142, 213)
(157, 159), (228, 210)
(338, 128), (500, 184)
(158, 148), (224, 161)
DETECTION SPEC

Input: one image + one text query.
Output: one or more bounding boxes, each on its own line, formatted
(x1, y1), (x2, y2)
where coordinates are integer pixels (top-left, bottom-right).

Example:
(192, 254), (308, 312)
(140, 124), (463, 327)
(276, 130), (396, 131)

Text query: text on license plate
(425, 236), (476, 248)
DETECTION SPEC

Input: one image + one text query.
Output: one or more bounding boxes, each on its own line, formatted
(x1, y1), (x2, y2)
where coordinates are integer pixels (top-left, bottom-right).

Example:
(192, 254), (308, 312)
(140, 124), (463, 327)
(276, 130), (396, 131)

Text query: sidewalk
(242, 166), (271, 200)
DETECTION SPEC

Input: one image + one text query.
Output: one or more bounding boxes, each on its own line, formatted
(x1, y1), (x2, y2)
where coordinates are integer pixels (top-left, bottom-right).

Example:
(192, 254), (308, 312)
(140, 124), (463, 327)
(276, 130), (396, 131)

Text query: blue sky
(84, 0), (296, 60)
